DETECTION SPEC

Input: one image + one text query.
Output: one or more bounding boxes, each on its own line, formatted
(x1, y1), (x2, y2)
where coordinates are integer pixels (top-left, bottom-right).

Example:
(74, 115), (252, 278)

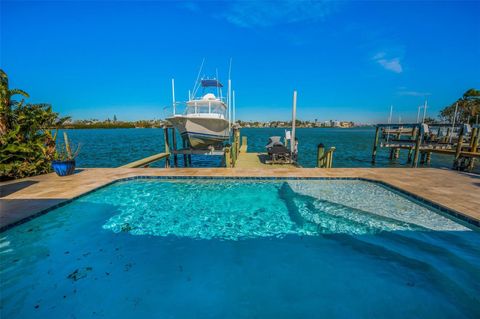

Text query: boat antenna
(422, 98), (428, 123)
(386, 105), (393, 142)
(192, 58), (205, 98)
(228, 58), (232, 134)
(216, 68), (220, 98)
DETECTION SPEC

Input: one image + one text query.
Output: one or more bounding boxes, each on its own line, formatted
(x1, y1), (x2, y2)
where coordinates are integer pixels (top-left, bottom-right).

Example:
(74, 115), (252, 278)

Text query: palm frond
(9, 89), (30, 99)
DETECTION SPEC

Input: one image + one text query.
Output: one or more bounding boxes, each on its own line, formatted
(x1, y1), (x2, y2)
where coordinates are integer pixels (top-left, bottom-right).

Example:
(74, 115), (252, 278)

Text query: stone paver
(1, 168), (479, 230)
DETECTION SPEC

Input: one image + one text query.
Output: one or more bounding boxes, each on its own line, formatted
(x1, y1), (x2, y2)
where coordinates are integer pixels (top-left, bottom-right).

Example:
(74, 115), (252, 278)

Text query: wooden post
(182, 138), (188, 167)
(241, 136), (247, 152)
(171, 128), (178, 167)
(470, 127), (478, 150)
(224, 146), (231, 168)
(372, 126), (380, 164)
(235, 129), (241, 157)
(407, 127), (417, 163)
(163, 127), (171, 168)
(468, 127), (479, 171)
(426, 152), (432, 165)
(420, 152), (426, 164)
(394, 147), (400, 159)
(393, 130), (401, 159)
(231, 141), (237, 165)
(454, 125), (465, 167)
(327, 147), (335, 168)
(317, 144), (325, 168)
(412, 126), (421, 168)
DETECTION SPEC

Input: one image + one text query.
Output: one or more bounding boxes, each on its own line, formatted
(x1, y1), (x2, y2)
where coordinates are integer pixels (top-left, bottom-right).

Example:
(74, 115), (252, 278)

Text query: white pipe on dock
(228, 79), (232, 133)
(291, 90), (297, 153)
(233, 90), (236, 125)
(386, 105), (393, 142)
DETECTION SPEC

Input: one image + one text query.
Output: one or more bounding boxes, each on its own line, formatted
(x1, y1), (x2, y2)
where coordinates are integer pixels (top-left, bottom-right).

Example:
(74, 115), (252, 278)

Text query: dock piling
(317, 144), (325, 168)
(468, 127), (479, 170)
(454, 125), (465, 169)
(372, 126), (380, 164)
(172, 128), (178, 167)
(163, 126), (171, 168)
(412, 128), (421, 168)
(224, 146), (232, 168)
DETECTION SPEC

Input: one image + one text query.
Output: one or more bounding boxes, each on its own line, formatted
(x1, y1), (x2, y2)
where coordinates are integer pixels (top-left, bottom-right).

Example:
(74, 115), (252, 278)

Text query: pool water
(1, 179), (479, 318)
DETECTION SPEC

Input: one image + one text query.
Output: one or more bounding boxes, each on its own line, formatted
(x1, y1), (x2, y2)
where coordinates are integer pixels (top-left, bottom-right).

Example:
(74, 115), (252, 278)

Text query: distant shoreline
(57, 125), (374, 130)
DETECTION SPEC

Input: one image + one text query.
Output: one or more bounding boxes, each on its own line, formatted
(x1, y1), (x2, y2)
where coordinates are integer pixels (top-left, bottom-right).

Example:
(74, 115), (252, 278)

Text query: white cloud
(373, 52), (403, 73)
(397, 90), (431, 97)
(219, 1), (337, 28)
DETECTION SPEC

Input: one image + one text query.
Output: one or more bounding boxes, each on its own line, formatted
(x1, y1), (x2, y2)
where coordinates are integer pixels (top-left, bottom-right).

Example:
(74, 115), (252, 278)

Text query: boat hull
(167, 116), (229, 148)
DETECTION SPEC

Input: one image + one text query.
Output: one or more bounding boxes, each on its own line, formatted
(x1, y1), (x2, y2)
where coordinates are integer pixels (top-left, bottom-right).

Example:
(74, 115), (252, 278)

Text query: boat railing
(167, 101), (227, 118)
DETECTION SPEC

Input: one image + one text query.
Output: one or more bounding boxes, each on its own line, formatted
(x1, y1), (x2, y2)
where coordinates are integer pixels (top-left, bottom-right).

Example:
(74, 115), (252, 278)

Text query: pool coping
(2, 175), (478, 232)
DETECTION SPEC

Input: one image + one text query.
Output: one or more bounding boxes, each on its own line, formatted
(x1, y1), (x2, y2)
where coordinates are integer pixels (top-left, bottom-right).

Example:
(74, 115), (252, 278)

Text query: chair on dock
(266, 136), (292, 164)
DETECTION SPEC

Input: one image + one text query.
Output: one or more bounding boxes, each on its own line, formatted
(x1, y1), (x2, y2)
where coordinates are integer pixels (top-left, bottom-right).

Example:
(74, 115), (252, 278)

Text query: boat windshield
(184, 101), (226, 117)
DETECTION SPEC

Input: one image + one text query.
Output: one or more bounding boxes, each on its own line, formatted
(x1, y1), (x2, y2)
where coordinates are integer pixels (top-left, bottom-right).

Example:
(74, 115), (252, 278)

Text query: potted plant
(52, 132), (80, 176)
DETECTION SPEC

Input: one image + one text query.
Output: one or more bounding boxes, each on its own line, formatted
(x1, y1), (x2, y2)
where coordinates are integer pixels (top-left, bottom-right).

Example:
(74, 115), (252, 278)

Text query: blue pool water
(58, 127), (459, 169)
(1, 179), (479, 318)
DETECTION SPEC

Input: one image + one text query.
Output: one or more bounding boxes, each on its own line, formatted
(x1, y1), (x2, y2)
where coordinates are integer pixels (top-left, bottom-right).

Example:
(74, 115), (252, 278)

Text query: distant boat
(167, 78), (230, 149)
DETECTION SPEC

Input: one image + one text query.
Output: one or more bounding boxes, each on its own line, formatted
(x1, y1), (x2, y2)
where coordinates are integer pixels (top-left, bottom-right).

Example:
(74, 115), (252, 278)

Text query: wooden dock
(234, 152), (297, 168)
(372, 123), (480, 170)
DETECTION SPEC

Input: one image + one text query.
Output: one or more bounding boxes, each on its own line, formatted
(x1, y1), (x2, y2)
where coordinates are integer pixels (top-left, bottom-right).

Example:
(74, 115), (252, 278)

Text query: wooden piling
(420, 152), (426, 164)
(224, 146), (232, 168)
(470, 127), (478, 150)
(163, 126), (171, 168)
(372, 126), (380, 164)
(412, 127), (421, 168)
(172, 128), (178, 167)
(426, 152), (432, 165)
(407, 127), (417, 163)
(317, 144), (325, 168)
(454, 125), (465, 167)
(467, 127), (479, 171)
(240, 136), (248, 153)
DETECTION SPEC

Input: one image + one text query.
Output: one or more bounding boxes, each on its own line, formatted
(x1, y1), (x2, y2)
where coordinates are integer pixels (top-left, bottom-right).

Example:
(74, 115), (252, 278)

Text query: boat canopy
(201, 79), (223, 88)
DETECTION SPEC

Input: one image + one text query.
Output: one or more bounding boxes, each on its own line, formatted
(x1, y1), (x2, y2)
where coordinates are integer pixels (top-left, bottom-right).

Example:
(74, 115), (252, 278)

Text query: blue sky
(1, 0), (479, 123)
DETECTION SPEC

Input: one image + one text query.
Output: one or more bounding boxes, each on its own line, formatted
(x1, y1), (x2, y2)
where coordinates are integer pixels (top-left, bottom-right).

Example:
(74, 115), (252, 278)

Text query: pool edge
(1, 175), (478, 232)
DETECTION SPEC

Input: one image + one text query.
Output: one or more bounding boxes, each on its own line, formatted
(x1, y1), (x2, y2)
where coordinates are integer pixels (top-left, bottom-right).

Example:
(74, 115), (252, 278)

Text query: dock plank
(235, 152), (297, 168)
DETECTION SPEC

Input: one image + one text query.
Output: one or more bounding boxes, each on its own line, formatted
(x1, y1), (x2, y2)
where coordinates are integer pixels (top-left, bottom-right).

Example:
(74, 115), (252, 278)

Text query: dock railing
(317, 144), (336, 168)
(371, 123), (480, 171)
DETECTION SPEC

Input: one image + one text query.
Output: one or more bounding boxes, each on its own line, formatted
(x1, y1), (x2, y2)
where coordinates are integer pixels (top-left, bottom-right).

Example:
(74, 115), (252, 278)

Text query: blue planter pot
(52, 160), (76, 176)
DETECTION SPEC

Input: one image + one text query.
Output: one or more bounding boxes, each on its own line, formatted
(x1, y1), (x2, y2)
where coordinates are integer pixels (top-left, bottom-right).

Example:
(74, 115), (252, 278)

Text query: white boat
(167, 78), (231, 149)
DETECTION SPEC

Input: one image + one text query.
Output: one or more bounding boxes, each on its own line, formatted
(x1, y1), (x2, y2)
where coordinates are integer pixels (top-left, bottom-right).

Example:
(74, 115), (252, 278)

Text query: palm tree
(0, 69), (30, 135)
(440, 88), (480, 124)
(462, 88), (480, 123)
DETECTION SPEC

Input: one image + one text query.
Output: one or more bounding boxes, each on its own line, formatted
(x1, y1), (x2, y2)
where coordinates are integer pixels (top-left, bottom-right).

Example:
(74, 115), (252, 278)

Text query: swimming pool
(1, 178), (479, 318)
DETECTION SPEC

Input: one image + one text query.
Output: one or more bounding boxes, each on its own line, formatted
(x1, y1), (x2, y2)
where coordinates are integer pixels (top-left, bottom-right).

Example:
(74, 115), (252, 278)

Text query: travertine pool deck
(1, 168), (479, 230)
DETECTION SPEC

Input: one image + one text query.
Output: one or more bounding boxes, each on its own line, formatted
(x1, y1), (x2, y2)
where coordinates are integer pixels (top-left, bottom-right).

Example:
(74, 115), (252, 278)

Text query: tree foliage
(0, 69), (68, 180)
(440, 88), (480, 124)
